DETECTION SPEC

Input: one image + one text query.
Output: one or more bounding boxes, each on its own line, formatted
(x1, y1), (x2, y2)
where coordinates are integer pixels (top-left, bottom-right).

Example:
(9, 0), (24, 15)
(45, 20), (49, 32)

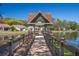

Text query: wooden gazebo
(27, 11), (53, 33)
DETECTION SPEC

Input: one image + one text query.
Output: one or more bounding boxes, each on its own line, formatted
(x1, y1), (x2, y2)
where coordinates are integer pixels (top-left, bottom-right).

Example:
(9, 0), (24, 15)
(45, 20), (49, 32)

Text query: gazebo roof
(28, 12), (52, 23)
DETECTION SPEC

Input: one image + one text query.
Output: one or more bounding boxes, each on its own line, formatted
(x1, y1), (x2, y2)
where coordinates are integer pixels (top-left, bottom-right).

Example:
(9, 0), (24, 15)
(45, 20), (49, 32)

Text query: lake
(53, 31), (79, 55)
(0, 35), (23, 55)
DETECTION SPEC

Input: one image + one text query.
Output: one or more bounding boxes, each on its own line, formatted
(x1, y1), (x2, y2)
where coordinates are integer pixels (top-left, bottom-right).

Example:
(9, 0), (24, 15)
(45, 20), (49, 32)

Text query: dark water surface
(54, 32), (79, 52)
(53, 32), (79, 55)
(0, 35), (21, 55)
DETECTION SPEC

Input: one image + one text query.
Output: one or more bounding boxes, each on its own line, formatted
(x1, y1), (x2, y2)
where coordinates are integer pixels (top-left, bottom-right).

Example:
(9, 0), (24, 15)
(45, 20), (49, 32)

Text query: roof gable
(28, 12), (52, 23)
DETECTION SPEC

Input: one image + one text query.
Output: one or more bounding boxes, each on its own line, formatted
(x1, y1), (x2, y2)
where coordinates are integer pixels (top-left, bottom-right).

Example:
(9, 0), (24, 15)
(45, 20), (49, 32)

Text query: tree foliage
(68, 21), (77, 30)
(4, 18), (25, 25)
(0, 15), (79, 30)
(0, 14), (4, 23)
(52, 18), (78, 30)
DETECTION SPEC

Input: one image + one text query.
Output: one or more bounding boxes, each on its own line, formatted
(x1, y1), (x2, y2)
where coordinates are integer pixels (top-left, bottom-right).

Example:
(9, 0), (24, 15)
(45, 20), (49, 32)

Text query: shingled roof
(0, 24), (10, 28)
(28, 12), (52, 23)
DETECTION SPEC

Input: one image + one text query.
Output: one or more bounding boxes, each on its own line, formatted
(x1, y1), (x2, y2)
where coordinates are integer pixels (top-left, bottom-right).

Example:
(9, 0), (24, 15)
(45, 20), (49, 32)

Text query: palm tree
(0, 14), (4, 23)
(55, 18), (63, 30)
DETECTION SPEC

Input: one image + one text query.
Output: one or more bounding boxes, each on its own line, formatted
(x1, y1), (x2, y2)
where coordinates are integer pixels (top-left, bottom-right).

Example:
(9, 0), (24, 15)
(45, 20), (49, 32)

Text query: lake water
(0, 35), (22, 55)
(53, 32), (79, 41)
(53, 32), (79, 55)
(52, 32), (79, 55)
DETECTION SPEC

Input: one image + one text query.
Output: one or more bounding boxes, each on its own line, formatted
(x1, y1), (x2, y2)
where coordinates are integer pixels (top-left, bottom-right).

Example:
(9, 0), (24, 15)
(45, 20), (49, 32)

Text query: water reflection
(65, 37), (79, 47)
(0, 35), (21, 55)
(53, 32), (79, 40)
(53, 32), (79, 49)
(64, 32), (79, 47)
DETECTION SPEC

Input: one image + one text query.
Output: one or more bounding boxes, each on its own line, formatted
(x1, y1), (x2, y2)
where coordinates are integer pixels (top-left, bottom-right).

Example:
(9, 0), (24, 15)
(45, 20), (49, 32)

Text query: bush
(10, 26), (17, 31)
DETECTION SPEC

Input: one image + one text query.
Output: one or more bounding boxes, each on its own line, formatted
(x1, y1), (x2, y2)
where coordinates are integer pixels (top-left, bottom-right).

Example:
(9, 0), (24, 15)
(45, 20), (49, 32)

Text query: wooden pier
(27, 35), (52, 56)
(0, 31), (79, 56)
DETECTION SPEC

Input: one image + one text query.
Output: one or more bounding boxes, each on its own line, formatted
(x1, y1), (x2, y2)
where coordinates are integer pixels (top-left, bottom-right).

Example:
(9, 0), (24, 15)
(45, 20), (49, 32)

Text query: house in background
(0, 24), (10, 31)
(12, 25), (26, 31)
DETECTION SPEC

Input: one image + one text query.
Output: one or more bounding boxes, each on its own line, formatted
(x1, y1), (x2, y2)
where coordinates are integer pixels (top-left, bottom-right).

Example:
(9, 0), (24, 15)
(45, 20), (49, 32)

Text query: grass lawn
(0, 31), (27, 36)
(64, 48), (73, 56)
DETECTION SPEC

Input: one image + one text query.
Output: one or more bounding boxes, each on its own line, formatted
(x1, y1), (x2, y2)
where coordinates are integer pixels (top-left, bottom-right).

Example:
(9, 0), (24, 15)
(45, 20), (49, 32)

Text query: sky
(0, 3), (79, 22)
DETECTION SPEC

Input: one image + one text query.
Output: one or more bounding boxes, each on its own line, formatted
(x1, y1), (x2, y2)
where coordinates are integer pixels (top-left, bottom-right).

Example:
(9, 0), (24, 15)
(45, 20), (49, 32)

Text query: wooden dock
(27, 35), (52, 56)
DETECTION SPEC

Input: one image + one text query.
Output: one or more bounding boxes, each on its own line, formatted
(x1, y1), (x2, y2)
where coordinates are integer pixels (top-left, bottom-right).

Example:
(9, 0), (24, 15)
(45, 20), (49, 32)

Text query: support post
(2, 27), (4, 31)
(44, 25), (47, 32)
(33, 25), (35, 34)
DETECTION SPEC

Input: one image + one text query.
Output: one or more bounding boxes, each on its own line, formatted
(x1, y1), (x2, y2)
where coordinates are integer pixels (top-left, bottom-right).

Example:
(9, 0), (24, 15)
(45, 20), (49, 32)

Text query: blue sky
(0, 3), (79, 22)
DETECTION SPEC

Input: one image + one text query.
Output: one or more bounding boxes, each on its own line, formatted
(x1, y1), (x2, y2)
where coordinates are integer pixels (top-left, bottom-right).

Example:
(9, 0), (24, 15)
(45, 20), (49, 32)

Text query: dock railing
(43, 31), (79, 56)
(0, 31), (35, 56)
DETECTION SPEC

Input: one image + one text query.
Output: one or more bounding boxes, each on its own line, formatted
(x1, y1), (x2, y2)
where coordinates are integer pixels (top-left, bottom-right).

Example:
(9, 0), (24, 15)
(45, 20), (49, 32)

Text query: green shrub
(10, 26), (17, 31)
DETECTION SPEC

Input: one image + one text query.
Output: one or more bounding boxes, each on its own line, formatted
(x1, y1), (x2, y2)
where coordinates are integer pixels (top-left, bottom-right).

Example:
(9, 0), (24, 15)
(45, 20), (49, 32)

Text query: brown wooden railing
(0, 32), (35, 56)
(43, 31), (79, 56)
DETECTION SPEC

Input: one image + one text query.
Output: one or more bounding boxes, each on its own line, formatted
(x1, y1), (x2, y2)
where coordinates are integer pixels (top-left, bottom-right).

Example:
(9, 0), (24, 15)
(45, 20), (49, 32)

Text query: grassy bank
(0, 30), (78, 36)
(52, 30), (78, 33)
(0, 31), (27, 36)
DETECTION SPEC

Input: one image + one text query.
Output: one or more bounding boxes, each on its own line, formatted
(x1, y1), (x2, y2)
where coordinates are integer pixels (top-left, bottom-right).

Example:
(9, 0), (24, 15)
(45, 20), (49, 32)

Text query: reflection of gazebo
(27, 12), (53, 33)
(0, 24), (10, 31)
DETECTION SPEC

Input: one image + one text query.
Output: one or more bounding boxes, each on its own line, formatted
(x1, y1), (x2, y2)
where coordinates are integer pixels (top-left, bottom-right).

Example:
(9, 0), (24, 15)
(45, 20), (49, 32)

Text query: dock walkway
(27, 34), (52, 56)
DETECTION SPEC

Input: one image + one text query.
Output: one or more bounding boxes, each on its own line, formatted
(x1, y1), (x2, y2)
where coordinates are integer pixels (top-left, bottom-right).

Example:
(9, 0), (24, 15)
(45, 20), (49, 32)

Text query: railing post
(73, 50), (79, 56)
(50, 36), (55, 55)
(22, 34), (25, 44)
(59, 37), (64, 56)
(74, 51), (79, 56)
(8, 36), (14, 56)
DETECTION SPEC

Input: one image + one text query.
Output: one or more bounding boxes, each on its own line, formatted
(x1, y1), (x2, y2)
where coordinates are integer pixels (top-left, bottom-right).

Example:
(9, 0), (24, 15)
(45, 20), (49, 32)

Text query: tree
(53, 18), (63, 30)
(0, 14), (4, 23)
(10, 26), (17, 31)
(68, 21), (77, 30)
(19, 20), (28, 26)
(4, 18), (25, 25)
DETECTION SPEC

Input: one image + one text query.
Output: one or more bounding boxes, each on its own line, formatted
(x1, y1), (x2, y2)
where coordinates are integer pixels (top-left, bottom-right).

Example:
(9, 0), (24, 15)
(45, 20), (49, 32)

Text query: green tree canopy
(0, 14), (4, 23)
(4, 18), (25, 25)
(68, 21), (77, 30)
